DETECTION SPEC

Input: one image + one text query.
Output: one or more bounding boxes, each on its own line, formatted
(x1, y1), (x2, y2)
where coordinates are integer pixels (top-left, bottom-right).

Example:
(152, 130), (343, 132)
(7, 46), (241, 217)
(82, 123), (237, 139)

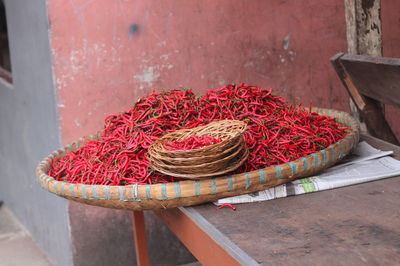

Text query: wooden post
(344, 0), (382, 56)
(132, 211), (150, 266)
(343, 0), (384, 133)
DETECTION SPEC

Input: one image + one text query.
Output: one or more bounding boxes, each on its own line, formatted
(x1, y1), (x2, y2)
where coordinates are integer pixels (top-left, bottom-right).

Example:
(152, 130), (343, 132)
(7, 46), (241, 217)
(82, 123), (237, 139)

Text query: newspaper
(215, 141), (400, 205)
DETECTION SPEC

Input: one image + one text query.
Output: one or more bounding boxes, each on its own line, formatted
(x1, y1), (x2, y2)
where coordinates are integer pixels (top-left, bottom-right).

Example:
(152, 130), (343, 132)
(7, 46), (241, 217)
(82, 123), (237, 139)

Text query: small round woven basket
(36, 108), (360, 211)
(148, 120), (248, 179)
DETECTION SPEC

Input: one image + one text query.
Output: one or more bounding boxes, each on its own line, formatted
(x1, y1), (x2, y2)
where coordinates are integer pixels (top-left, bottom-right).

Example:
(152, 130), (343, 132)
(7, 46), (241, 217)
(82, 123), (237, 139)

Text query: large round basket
(36, 108), (360, 210)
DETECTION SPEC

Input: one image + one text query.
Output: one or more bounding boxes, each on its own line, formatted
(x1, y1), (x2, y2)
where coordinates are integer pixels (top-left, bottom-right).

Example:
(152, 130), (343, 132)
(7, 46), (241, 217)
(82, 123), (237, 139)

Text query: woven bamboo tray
(36, 108), (360, 210)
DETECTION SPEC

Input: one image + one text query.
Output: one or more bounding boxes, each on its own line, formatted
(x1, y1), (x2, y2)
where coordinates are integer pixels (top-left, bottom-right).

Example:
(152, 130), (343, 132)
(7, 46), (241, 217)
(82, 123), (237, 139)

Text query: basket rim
(36, 107), (360, 209)
(149, 119), (247, 155)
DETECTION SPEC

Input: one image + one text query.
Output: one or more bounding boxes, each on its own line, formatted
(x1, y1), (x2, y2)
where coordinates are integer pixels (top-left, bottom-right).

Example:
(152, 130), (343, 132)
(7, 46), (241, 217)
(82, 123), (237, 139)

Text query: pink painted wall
(382, 0), (400, 139)
(49, 0), (349, 144)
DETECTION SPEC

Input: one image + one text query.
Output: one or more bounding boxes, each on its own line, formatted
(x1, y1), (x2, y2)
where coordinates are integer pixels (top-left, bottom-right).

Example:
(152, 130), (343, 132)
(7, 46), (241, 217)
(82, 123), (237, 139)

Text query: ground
(0, 204), (53, 266)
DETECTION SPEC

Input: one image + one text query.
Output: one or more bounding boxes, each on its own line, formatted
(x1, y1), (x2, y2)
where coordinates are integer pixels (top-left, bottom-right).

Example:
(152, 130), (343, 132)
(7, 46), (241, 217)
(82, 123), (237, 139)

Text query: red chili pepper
(164, 135), (221, 151)
(48, 84), (350, 186)
(217, 203), (237, 211)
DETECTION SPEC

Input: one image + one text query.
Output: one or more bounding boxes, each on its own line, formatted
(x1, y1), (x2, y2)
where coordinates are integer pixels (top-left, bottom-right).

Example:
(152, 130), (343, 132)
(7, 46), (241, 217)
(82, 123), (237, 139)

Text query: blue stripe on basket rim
(258, 169), (266, 184)
(118, 186), (125, 201)
(195, 180), (201, 196)
(331, 144), (336, 158)
(211, 178), (217, 195)
(275, 165), (282, 179)
(145, 185), (151, 200)
(174, 182), (181, 198)
(81, 184), (87, 199)
(333, 110), (338, 119)
(60, 182), (66, 196)
(245, 173), (251, 189)
(289, 162), (297, 176)
(92, 185), (99, 200)
(339, 141), (345, 158)
(69, 184), (75, 197)
(321, 150), (328, 165)
(301, 157), (308, 171)
(312, 153), (319, 169)
(53, 181), (59, 194)
(105, 186), (111, 200)
(161, 183), (167, 200)
(227, 176), (233, 191)
(132, 184), (141, 201)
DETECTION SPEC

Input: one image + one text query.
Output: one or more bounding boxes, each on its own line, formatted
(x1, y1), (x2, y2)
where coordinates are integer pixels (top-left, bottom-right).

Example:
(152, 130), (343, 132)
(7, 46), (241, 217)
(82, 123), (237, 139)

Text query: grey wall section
(0, 1), (72, 265)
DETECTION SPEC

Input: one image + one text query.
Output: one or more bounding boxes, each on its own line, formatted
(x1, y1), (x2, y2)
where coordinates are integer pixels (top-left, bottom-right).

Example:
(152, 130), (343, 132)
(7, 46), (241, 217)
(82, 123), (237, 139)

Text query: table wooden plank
(189, 136), (400, 264)
(154, 207), (258, 266)
(194, 177), (400, 265)
(132, 211), (150, 266)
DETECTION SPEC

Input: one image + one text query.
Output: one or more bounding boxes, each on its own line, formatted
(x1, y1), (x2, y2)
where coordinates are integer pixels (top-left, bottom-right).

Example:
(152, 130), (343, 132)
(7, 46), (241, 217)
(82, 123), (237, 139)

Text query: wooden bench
(331, 53), (400, 145)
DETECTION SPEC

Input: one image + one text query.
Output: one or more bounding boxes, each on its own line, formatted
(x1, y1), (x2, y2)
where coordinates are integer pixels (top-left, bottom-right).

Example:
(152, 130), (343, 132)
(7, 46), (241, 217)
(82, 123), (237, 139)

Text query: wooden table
(133, 135), (400, 265)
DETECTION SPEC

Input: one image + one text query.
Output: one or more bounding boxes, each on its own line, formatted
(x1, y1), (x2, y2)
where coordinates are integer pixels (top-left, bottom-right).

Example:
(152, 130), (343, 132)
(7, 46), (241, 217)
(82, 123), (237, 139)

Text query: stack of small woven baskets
(148, 120), (248, 179)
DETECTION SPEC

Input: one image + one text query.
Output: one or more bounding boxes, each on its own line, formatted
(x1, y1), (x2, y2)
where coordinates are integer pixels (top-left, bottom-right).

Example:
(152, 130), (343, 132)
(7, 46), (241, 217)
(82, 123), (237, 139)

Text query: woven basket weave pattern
(36, 108), (360, 210)
(151, 137), (244, 166)
(148, 120), (248, 179)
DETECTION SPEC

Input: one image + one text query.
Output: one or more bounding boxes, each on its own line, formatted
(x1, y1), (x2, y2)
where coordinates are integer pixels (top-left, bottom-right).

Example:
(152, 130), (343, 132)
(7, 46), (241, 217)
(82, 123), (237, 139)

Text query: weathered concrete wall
(0, 0), (72, 265)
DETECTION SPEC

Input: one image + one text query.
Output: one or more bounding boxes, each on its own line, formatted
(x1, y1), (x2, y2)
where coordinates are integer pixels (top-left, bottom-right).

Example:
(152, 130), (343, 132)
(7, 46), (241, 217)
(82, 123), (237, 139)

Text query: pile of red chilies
(49, 83), (349, 185)
(165, 135), (222, 151)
